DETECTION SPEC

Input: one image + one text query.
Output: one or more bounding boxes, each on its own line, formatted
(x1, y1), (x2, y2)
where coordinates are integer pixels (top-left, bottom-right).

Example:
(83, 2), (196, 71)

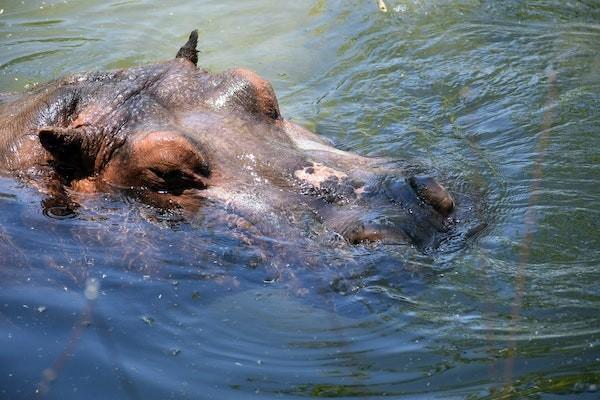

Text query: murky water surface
(1, 0), (599, 398)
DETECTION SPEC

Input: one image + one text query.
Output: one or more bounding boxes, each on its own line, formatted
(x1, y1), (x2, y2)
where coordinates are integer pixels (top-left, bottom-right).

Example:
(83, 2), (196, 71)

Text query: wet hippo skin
(0, 31), (456, 250)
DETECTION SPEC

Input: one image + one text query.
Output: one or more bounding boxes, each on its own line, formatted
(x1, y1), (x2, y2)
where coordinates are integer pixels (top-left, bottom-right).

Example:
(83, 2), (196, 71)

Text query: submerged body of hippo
(0, 31), (459, 253)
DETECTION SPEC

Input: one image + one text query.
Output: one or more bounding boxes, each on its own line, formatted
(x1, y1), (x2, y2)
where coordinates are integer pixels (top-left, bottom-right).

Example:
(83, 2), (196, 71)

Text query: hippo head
(18, 31), (457, 250)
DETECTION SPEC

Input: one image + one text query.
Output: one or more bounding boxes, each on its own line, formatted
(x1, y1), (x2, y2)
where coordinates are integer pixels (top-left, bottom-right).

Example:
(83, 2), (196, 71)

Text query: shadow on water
(1, 0), (600, 399)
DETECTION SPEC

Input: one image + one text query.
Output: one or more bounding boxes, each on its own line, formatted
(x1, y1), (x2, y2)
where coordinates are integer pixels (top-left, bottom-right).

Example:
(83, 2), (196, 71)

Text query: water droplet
(84, 278), (100, 300)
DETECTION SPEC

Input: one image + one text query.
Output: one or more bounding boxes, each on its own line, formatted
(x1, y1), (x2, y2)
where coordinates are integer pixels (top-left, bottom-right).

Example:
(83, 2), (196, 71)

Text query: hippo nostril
(408, 176), (455, 216)
(347, 224), (410, 245)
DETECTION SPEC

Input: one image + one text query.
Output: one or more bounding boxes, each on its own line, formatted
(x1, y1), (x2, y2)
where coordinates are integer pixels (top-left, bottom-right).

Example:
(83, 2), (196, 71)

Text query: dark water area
(1, 0), (599, 398)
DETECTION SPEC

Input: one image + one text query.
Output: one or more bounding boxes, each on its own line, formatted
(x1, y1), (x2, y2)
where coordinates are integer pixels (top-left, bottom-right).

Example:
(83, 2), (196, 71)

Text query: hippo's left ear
(176, 30), (199, 66)
(38, 126), (98, 177)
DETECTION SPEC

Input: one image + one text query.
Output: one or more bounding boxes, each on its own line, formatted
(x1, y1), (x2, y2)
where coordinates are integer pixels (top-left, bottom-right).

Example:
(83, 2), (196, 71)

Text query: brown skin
(0, 31), (455, 250)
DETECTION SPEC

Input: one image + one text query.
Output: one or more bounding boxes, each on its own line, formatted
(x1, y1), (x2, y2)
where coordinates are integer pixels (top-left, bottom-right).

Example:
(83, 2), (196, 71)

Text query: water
(1, 0), (599, 398)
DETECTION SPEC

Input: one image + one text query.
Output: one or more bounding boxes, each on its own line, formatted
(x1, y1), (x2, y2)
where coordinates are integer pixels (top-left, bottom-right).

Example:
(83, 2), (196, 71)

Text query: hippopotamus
(0, 31), (457, 251)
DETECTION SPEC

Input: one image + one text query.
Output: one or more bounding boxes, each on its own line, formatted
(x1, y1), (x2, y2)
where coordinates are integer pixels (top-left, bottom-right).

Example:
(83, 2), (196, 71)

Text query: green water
(1, 0), (599, 399)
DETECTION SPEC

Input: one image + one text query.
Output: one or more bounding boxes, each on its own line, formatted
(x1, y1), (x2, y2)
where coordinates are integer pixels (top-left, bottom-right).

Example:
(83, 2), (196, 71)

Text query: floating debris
(377, 0), (388, 13)
(141, 315), (154, 326)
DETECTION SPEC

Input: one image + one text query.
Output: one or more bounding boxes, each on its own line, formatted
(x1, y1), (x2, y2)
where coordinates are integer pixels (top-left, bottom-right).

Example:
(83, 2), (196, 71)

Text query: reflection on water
(1, 0), (599, 398)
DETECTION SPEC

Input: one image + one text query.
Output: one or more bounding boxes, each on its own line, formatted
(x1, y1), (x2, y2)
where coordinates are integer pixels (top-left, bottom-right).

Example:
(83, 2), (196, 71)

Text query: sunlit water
(1, 0), (599, 398)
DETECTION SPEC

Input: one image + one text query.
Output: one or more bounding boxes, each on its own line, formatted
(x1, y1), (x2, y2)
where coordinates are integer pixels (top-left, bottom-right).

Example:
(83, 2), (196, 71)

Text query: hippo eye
(147, 167), (207, 193)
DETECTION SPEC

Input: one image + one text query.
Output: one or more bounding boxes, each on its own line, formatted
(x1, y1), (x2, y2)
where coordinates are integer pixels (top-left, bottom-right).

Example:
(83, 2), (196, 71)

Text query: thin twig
(503, 69), (558, 388)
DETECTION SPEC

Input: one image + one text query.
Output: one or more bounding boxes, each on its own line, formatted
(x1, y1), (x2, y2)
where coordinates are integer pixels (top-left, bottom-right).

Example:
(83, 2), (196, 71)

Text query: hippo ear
(39, 126), (97, 176)
(176, 30), (199, 66)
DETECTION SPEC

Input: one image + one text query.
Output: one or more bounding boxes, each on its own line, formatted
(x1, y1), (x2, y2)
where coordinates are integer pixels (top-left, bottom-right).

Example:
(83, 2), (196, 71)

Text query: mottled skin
(0, 31), (455, 250)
